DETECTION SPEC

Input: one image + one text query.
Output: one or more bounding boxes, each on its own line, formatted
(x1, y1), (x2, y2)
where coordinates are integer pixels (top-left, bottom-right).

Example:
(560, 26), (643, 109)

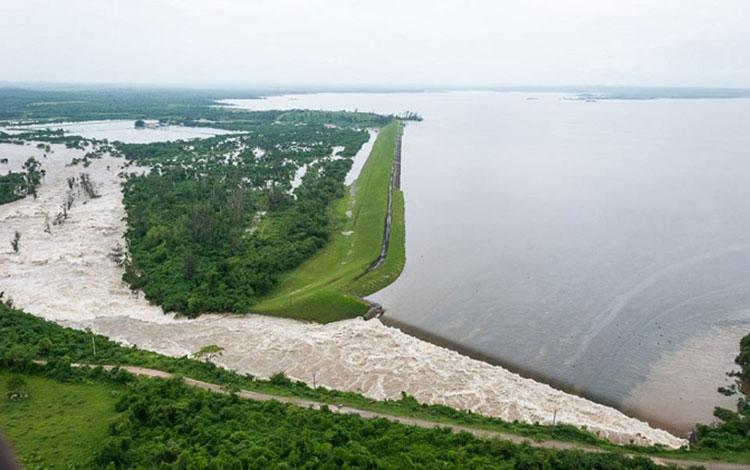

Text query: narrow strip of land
(252, 120), (406, 322)
(368, 129), (402, 272)
(64, 362), (748, 470)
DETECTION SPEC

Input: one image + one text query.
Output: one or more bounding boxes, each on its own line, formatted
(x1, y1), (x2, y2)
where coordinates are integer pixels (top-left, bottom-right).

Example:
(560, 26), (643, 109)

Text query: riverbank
(0, 138), (685, 448)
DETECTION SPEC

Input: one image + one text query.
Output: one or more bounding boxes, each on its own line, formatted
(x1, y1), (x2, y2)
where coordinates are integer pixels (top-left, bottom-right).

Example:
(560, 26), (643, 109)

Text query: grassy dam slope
(253, 120), (405, 322)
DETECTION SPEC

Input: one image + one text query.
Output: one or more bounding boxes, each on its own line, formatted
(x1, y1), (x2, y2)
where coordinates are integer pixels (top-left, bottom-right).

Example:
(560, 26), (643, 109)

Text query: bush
(5, 375), (29, 401)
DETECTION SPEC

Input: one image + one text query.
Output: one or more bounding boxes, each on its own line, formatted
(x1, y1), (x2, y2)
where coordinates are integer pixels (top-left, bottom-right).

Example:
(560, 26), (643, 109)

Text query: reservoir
(225, 91), (750, 435)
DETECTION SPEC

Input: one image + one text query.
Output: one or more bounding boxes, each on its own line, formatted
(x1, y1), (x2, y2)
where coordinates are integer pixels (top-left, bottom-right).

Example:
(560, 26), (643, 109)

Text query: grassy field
(0, 371), (121, 469)
(253, 120), (405, 322)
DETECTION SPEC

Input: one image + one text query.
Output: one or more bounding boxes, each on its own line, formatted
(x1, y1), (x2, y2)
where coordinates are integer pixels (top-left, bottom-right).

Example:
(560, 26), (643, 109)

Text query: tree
(134, 119), (145, 129)
(194, 344), (224, 364)
(79, 173), (99, 199)
(692, 333), (750, 451)
(22, 157), (45, 199)
(182, 252), (199, 280)
(10, 231), (20, 253)
(108, 243), (127, 267)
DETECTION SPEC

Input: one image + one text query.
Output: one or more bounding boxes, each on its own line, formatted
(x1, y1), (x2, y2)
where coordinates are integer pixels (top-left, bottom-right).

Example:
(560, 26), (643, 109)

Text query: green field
(0, 367), (671, 470)
(253, 120), (405, 322)
(0, 372), (121, 469)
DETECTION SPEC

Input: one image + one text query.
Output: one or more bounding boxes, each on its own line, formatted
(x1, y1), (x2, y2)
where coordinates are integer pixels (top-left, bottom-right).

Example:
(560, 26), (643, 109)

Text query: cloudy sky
(1, 0), (748, 88)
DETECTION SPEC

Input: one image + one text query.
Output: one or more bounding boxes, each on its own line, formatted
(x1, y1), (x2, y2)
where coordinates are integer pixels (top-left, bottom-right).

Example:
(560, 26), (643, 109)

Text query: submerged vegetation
(2, 87), (399, 319)
(120, 113), (388, 316)
(1, 88), (408, 320)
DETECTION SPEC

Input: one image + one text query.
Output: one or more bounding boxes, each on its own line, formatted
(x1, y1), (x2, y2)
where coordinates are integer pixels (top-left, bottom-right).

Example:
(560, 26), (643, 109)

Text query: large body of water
(228, 92), (750, 434)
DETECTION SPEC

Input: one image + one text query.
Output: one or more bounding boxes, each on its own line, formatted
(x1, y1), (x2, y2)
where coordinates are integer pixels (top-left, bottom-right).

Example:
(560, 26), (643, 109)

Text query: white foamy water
(345, 129), (377, 186)
(0, 139), (684, 448)
(1, 142), (52, 173)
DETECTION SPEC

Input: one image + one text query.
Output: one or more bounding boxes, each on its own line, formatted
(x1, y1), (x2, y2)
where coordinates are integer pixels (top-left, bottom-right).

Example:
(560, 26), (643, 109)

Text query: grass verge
(0, 371), (121, 469)
(0, 366), (671, 469)
(252, 120), (405, 322)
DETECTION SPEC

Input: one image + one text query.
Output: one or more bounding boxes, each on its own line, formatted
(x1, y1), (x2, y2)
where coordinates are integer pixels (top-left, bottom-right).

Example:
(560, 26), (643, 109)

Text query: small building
(134, 119), (161, 129)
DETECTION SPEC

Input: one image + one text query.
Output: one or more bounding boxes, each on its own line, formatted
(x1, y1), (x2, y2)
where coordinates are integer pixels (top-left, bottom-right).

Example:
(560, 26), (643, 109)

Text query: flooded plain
(5, 120), (233, 144)
(226, 92), (750, 434)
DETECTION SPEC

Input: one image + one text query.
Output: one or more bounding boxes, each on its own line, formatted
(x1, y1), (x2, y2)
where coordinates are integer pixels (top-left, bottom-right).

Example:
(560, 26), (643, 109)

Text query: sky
(1, 0), (749, 89)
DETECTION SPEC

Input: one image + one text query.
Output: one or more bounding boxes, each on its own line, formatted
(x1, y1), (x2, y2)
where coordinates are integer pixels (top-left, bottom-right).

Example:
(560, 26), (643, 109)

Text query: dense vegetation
(0, 87), (409, 127)
(0, 157), (44, 204)
(0, 87), (256, 123)
(0, 367), (673, 469)
(120, 115), (386, 315)
(97, 377), (667, 469)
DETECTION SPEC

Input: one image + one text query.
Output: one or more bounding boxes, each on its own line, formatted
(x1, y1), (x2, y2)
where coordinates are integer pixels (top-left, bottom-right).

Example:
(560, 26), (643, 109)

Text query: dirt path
(367, 123), (402, 272)
(88, 363), (746, 469)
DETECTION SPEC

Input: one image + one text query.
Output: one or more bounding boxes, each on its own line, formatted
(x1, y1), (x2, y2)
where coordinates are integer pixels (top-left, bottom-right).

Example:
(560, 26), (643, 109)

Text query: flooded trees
(10, 231), (20, 253)
(0, 157), (45, 204)
(0, 173), (27, 204)
(22, 157), (44, 199)
(194, 344), (224, 364)
(119, 113), (380, 316)
(79, 173), (99, 199)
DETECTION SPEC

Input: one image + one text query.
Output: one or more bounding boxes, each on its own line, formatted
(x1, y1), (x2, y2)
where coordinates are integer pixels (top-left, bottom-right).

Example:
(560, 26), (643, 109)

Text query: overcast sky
(1, 0), (749, 88)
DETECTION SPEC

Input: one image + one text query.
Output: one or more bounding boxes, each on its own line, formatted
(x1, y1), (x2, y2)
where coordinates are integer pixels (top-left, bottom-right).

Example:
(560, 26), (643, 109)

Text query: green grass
(253, 120), (405, 322)
(351, 189), (405, 296)
(4, 306), (750, 464)
(0, 371), (121, 469)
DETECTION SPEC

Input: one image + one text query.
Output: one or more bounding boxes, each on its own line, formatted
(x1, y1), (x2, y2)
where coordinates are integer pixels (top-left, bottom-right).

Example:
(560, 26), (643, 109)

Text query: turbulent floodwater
(226, 92), (750, 434)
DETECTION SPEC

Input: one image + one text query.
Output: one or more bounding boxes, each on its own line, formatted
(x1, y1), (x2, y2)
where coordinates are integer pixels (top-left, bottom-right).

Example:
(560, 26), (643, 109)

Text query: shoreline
(378, 314), (689, 438)
(369, 118), (682, 435)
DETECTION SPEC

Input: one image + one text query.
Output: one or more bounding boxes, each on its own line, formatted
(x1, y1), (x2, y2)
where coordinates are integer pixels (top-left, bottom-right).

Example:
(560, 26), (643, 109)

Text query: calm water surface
(226, 92), (750, 434)
(11, 120), (234, 143)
